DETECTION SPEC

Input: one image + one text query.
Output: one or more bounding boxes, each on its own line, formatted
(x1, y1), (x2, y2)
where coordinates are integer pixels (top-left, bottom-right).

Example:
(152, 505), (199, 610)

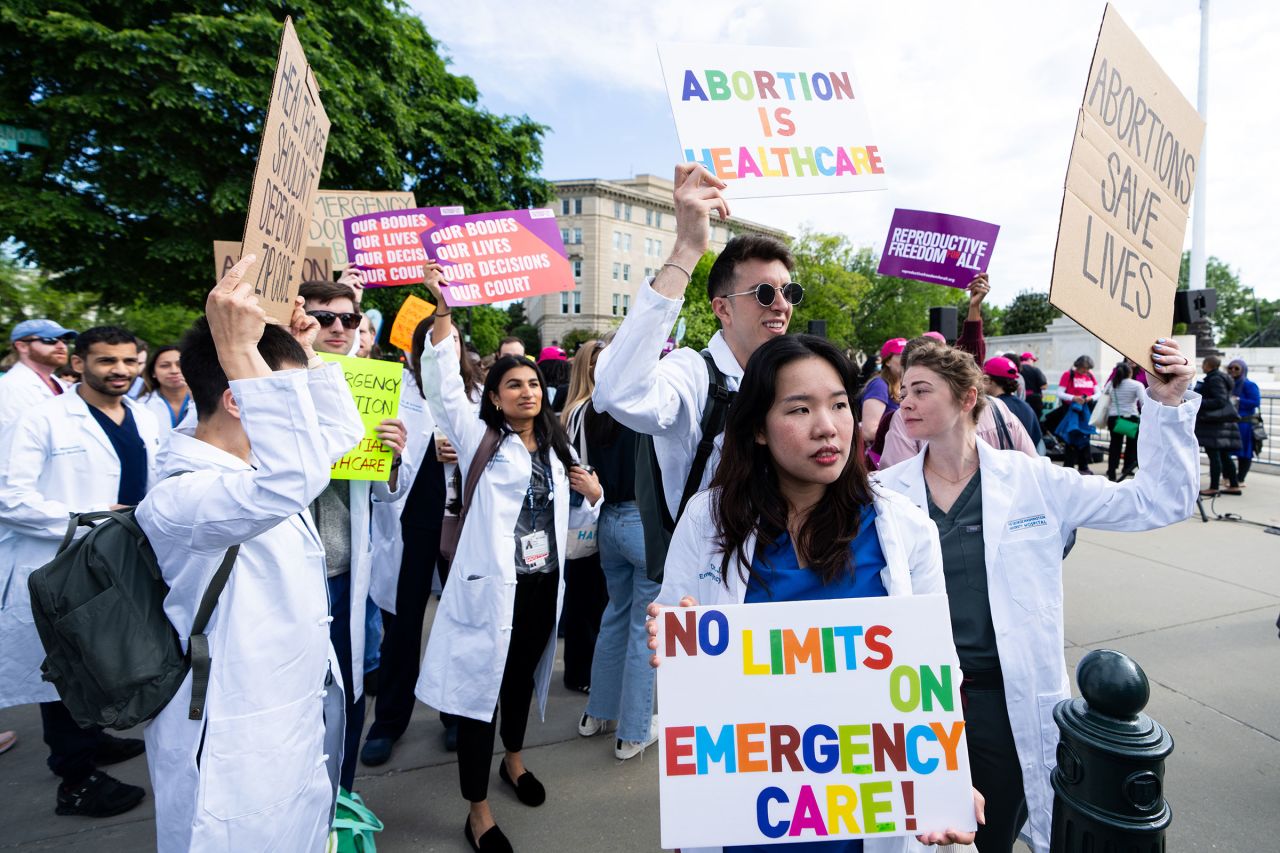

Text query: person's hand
(568, 465), (602, 505)
(966, 273), (990, 308)
(206, 254), (272, 381)
(423, 260), (447, 301)
(288, 295), (320, 359)
(646, 596), (699, 668)
(337, 268), (365, 305)
(375, 418), (407, 458)
(915, 787), (985, 846)
(1147, 338), (1195, 405)
(670, 163), (729, 270)
(435, 434), (459, 464)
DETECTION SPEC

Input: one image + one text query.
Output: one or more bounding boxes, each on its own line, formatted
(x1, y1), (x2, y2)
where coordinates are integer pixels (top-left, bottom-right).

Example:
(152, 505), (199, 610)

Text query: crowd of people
(0, 161), (1234, 853)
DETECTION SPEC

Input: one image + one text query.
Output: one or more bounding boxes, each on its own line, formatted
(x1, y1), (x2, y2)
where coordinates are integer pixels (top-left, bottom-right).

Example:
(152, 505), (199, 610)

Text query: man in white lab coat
(0, 318), (77, 432)
(0, 326), (160, 816)
(136, 259), (364, 851)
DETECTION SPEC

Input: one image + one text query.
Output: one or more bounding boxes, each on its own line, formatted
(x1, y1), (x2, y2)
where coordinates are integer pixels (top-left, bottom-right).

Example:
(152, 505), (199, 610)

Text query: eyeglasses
(721, 282), (804, 308)
(306, 310), (363, 330)
(17, 336), (72, 346)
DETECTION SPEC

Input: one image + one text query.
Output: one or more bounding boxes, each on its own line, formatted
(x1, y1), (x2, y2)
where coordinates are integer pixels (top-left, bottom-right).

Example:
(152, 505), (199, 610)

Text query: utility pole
(1189, 0), (1210, 292)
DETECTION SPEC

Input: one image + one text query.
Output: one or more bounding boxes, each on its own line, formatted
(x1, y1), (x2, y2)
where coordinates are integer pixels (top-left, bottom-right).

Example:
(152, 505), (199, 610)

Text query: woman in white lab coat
(649, 334), (980, 853)
(874, 338), (1199, 853)
(138, 345), (191, 436)
(414, 268), (602, 853)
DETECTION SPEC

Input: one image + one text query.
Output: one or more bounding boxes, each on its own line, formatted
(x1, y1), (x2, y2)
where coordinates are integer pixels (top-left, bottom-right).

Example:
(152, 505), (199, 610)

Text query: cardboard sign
(318, 353), (402, 481)
(389, 294), (436, 353)
(311, 190), (417, 269)
(421, 209), (574, 307)
(343, 206), (465, 287)
(1049, 4), (1205, 374)
(657, 44), (887, 198)
(214, 241), (332, 285)
(656, 596), (974, 849)
(238, 17), (331, 324)
(877, 209), (1000, 288)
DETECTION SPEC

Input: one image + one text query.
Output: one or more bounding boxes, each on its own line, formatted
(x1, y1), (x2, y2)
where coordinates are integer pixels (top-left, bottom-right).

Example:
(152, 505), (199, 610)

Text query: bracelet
(661, 261), (693, 281)
(435, 309), (451, 317)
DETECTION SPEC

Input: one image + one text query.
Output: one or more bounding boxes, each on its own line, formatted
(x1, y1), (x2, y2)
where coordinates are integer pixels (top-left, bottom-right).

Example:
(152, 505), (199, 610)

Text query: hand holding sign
(671, 163), (730, 263)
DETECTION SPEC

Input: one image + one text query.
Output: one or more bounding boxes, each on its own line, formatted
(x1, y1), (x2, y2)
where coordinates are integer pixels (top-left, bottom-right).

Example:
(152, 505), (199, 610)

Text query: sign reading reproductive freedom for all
(343, 207), (465, 287)
(877, 209), (1001, 289)
(657, 44), (886, 198)
(421, 209), (574, 307)
(318, 353), (402, 481)
(656, 596), (974, 849)
(1049, 4), (1205, 374)
(311, 190), (418, 269)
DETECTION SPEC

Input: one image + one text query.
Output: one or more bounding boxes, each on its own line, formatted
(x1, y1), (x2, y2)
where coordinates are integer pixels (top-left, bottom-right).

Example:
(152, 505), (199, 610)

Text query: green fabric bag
(327, 789), (384, 853)
(1113, 416), (1139, 438)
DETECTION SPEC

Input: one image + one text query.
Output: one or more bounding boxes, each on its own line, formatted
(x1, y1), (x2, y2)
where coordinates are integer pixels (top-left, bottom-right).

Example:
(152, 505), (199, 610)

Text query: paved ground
(2, 464), (1278, 851)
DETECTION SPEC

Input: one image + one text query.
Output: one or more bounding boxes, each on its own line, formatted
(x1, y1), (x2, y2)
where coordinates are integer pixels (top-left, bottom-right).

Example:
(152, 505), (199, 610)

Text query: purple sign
(421, 209), (572, 307)
(876, 209), (1000, 288)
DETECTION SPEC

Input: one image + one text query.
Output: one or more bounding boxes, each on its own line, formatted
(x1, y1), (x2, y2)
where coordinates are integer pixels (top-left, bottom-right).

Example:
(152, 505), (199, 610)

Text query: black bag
(636, 351), (735, 584)
(27, 505), (236, 730)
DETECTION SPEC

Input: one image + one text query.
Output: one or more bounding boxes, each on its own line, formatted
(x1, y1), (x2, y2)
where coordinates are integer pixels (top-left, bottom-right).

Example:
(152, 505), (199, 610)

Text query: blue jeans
(585, 502), (659, 742)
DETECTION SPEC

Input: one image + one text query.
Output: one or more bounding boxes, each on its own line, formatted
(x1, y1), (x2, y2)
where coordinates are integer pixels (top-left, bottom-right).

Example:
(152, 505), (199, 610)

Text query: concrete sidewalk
(2, 466), (1278, 851)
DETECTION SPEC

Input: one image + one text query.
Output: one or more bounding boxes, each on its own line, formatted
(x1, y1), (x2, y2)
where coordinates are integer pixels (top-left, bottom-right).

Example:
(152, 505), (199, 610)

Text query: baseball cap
(10, 319), (77, 343)
(922, 331), (947, 343)
(983, 356), (1020, 379)
(1020, 351), (1036, 362)
(880, 338), (907, 359)
(537, 346), (567, 362)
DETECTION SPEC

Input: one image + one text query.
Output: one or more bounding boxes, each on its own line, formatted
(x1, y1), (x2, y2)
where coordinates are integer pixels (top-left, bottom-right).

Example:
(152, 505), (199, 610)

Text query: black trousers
(40, 700), (102, 785)
(1106, 416), (1138, 476)
(962, 676), (1028, 853)
(560, 553), (607, 691)
(368, 442), (447, 742)
(456, 569), (559, 803)
(328, 571), (364, 792)
(1206, 447), (1239, 489)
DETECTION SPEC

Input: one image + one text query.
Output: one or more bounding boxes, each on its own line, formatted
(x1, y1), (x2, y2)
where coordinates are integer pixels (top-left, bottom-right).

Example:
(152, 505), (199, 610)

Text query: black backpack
(635, 350), (735, 583)
(27, 504), (236, 730)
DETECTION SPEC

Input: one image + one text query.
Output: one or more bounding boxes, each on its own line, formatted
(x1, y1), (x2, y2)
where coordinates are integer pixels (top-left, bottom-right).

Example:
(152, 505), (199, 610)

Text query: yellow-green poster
(319, 353), (402, 481)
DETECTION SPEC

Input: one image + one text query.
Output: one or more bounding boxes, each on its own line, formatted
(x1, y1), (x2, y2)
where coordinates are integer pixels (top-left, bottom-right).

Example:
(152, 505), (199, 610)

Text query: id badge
(521, 530), (550, 569)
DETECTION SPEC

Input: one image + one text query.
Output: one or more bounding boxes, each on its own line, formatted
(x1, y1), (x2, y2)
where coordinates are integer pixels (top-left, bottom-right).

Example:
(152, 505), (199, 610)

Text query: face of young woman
(153, 351), (187, 391)
(491, 365), (542, 421)
(900, 365), (974, 442)
(757, 357), (854, 489)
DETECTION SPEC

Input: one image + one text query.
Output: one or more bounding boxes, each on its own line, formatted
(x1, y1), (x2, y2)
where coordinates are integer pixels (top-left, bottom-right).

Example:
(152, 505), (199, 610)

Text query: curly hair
(901, 338), (987, 424)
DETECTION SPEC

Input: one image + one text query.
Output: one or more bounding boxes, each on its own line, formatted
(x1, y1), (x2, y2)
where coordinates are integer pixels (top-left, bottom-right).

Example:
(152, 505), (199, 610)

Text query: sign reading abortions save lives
(343, 206), (466, 287)
(317, 353), (402, 481)
(657, 44), (887, 198)
(877, 209), (1000, 288)
(238, 17), (331, 324)
(1049, 4), (1205, 373)
(656, 596), (974, 848)
(422, 210), (574, 308)
(311, 190), (417, 269)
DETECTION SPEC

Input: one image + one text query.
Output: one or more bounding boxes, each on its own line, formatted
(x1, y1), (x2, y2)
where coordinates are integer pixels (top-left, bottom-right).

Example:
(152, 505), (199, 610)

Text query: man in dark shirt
(1020, 352), (1048, 422)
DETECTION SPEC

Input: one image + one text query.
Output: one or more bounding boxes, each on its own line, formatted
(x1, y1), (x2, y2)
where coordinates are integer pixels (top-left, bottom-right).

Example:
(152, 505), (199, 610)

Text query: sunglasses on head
(721, 281), (805, 307)
(306, 310), (363, 330)
(18, 336), (72, 346)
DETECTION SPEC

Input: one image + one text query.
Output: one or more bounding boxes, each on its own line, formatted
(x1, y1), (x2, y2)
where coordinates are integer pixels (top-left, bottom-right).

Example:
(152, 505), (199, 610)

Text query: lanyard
(525, 455), (553, 526)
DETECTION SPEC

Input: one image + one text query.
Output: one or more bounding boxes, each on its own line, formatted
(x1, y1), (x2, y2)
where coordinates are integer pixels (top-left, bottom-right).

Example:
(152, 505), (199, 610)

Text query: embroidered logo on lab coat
(1008, 514), (1048, 532)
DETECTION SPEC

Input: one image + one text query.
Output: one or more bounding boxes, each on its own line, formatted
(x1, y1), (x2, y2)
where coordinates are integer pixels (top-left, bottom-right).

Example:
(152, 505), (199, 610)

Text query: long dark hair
(709, 334), (875, 587)
(481, 355), (574, 471)
(409, 317), (480, 400)
(143, 345), (181, 394)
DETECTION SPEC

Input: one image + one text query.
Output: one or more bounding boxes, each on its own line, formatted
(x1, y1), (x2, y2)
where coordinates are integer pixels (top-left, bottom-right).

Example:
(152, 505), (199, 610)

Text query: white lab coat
(342, 470), (402, 700)
(593, 279), (742, 518)
(873, 389), (1201, 853)
(139, 390), (191, 437)
(659, 486), (946, 853)
(0, 361), (71, 434)
(414, 336), (602, 722)
(137, 365), (363, 853)
(0, 390), (160, 708)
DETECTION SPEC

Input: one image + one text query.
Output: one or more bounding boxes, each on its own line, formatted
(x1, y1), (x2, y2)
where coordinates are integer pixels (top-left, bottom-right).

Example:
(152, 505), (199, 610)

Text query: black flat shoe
(499, 759), (546, 806)
(465, 818), (514, 853)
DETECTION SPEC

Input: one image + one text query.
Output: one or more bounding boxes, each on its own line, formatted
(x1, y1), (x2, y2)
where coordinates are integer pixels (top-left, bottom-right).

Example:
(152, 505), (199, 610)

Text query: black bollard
(1050, 649), (1173, 852)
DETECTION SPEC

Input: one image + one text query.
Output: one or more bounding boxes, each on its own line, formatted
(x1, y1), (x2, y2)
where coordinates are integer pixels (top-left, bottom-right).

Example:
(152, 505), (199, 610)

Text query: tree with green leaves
(674, 252), (719, 352)
(1177, 252), (1260, 345)
(1003, 291), (1061, 335)
(0, 1), (552, 310)
(789, 231), (869, 350)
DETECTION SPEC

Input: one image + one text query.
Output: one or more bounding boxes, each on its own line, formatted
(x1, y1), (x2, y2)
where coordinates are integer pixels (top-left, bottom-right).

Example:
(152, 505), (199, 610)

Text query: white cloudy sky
(413, 0), (1278, 305)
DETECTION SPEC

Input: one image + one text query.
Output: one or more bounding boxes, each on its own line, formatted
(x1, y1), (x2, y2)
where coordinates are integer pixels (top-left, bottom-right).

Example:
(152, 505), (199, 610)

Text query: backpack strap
(676, 351), (736, 520)
(187, 543), (239, 721)
(456, 428), (504, 537)
(987, 395), (1014, 451)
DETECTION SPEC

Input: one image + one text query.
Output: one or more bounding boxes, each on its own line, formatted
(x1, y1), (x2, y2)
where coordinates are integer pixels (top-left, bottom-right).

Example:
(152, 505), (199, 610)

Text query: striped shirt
(1109, 378), (1144, 418)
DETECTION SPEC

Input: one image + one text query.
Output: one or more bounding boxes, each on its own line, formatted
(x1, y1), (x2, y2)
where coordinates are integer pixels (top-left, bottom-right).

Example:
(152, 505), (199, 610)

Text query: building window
(573, 260), (582, 278)
(573, 227), (582, 243)
(655, 211), (662, 229)
(623, 294), (631, 315)
(612, 262), (620, 280)
(624, 203), (632, 221)
(612, 294), (620, 316)
(613, 230), (621, 250)
(561, 199), (570, 216)
(623, 233), (631, 252)
(573, 291), (582, 314)
(645, 267), (653, 278)
(644, 237), (651, 256)
(574, 199), (583, 215)
(623, 264), (631, 282)
(655, 239), (663, 256)
(560, 228), (570, 244)
(560, 292), (570, 314)
(614, 201), (622, 218)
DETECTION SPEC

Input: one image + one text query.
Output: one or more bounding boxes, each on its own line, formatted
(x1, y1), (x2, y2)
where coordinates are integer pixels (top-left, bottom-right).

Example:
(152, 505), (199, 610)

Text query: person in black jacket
(1194, 355), (1241, 496)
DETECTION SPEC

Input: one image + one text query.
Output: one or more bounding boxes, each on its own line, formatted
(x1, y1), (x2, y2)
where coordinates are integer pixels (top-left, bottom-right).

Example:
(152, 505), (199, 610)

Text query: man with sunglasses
(0, 319), (78, 432)
(594, 163), (798, 528)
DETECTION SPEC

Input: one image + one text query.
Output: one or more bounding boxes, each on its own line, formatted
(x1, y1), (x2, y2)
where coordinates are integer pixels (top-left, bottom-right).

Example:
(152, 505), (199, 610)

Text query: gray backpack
(27, 505), (236, 730)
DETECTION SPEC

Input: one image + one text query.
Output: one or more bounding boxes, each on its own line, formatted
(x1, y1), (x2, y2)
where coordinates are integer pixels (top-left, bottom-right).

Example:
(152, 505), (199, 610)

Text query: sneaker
(55, 771), (145, 817)
(93, 734), (144, 766)
(614, 717), (659, 760)
(0, 730), (16, 755)
(578, 713), (616, 738)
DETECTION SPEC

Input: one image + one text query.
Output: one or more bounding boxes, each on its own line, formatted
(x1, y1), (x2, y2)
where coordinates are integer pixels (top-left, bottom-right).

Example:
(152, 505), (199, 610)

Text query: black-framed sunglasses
(722, 281), (805, 308)
(18, 335), (73, 346)
(306, 310), (363, 330)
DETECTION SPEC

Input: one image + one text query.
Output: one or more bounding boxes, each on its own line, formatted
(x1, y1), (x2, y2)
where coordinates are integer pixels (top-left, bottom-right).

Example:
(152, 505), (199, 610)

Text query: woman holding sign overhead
(874, 337), (1199, 853)
(414, 265), (602, 853)
(650, 334), (981, 852)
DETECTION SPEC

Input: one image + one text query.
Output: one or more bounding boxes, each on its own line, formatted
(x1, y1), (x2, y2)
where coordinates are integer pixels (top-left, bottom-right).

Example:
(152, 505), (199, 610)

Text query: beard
(29, 348), (69, 369)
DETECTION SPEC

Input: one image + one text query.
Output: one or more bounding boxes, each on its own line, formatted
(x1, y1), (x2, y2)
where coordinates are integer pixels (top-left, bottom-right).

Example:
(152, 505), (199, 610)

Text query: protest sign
(318, 353), (402, 481)
(389, 294), (436, 352)
(311, 190), (418, 269)
(238, 17), (331, 324)
(343, 206), (465, 287)
(877, 209), (1000, 288)
(214, 241), (332, 284)
(657, 44), (887, 198)
(1049, 4), (1205, 373)
(656, 595), (973, 849)
(421, 209), (574, 307)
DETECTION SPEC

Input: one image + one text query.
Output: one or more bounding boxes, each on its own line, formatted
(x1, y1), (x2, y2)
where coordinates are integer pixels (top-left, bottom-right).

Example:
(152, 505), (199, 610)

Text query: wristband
(661, 261), (693, 281)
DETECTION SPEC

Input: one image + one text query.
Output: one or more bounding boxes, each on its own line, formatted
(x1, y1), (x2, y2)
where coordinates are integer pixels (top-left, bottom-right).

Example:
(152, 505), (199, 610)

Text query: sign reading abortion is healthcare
(656, 595), (974, 849)
(658, 43), (887, 198)
(877, 209), (1000, 289)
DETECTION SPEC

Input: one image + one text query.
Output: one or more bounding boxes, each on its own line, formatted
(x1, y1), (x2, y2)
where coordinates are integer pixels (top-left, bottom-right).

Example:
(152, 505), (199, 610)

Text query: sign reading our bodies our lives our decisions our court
(656, 595), (974, 849)
(658, 43), (887, 198)
(312, 190), (417, 269)
(877, 210), (1001, 289)
(343, 206), (465, 287)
